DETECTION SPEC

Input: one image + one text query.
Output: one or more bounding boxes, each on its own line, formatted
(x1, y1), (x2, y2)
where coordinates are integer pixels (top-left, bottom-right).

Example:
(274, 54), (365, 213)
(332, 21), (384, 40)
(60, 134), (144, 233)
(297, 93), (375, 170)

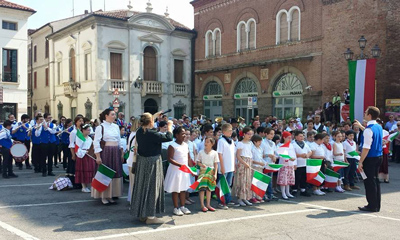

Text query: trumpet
(237, 116), (245, 122)
(215, 117), (223, 123)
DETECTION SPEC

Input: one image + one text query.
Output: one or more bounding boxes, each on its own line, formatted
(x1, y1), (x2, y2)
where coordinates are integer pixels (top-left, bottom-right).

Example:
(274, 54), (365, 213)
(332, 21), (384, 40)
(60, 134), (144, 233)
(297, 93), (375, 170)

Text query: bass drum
(10, 143), (28, 163)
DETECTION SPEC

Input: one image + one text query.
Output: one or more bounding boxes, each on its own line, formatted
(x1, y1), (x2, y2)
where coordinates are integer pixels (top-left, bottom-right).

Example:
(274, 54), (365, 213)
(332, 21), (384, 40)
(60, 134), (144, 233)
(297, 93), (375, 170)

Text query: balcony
(108, 79), (128, 93)
(141, 81), (163, 97)
(172, 83), (188, 97)
(63, 82), (80, 98)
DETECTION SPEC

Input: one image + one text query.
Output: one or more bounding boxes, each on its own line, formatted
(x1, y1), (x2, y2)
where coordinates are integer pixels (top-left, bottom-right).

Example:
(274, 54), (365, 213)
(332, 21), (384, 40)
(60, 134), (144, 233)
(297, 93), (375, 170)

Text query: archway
(203, 80), (222, 120)
(144, 98), (158, 114)
(272, 73), (303, 119)
(234, 77), (258, 123)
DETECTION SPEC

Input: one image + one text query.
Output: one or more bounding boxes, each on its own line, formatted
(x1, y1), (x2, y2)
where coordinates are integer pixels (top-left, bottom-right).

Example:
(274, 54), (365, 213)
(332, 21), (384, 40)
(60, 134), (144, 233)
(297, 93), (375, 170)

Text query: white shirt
(322, 143), (333, 163)
(160, 132), (171, 150)
(277, 142), (297, 166)
(197, 138), (205, 152)
(262, 139), (277, 164)
(76, 136), (93, 158)
(310, 142), (325, 158)
(69, 126), (77, 149)
(187, 141), (197, 161)
(35, 122), (57, 136)
(216, 137), (235, 173)
(343, 139), (360, 160)
(196, 149), (219, 168)
(314, 123), (327, 132)
(293, 141), (312, 167)
(237, 141), (253, 158)
(252, 145), (265, 167)
(362, 120), (378, 150)
(333, 142), (345, 161)
(94, 121), (121, 153)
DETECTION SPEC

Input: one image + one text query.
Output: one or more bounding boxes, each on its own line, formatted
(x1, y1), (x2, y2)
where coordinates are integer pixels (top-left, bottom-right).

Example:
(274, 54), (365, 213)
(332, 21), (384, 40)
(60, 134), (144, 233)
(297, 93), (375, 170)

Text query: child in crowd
(75, 124), (95, 193)
(322, 134), (333, 192)
(342, 130), (361, 191)
(310, 133), (327, 196)
(292, 131), (312, 197)
(164, 127), (192, 216)
(262, 128), (278, 201)
(250, 134), (267, 203)
(196, 137), (219, 212)
(306, 132), (315, 146)
(277, 131), (297, 200)
(216, 123), (236, 209)
(234, 127), (255, 206)
(332, 131), (346, 193)
(185, 129), (197, 205)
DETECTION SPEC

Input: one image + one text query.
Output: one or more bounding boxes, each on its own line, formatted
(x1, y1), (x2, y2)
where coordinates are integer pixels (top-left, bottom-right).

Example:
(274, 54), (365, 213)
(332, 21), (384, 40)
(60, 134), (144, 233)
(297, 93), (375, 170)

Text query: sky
(10, 0), (194, 30)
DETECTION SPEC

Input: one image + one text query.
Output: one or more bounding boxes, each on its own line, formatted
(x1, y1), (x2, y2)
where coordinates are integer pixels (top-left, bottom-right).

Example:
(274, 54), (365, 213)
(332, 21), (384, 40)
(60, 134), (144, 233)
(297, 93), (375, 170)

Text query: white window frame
(236, 21), (247, 52)
(276, 9), (289, 45)
(247, 18), (257, 49)
(288, 6), (301, 42)
(213, 28), (222, 56)
(205, 30), (213, 58)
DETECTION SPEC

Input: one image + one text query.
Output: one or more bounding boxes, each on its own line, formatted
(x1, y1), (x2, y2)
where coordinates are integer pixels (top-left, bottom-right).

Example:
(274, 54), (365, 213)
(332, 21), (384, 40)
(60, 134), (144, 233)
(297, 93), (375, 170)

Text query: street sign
(113, 89), (120, 98)
(114, 107), (119, 113)
(248, 97), (252, 106)
(113, 98), (120, 108)
(234, 93), (258, 99)
(252, 96), (257, 105)
(203, 95), (222, 100)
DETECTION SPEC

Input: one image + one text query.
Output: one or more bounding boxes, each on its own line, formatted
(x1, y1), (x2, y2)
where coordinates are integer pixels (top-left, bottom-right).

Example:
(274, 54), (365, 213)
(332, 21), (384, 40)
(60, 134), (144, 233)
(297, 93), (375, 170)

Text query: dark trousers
(53, 143), (61, 166)
(393, 145), (400, 163)
(62, 143), (71, 169)
(32, 144), (41, 171)
(293, 166), (307, 190)
(47, 143), (56, 173)
(343, 158), (357, 186)
(1, 147), (13, 175)
(39, 143), (53, 174)
(363, 156), (382, 210)
(16, 140), (31, 168)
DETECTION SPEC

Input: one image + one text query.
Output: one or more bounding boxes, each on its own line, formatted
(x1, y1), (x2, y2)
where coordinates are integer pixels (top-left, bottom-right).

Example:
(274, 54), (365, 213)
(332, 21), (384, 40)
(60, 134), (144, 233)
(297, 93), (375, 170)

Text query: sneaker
(339, 186), (345, 192)
(180, 206), (191, 215)
(350, 185), (360, 190)
(270, 195), (279, 201)
(300, 191), (311, 197)
(218, 204), (228, 210)
(318, 190), (326, 195)
(335, 187), (345, 193)
(227, 202), (236, 206)
(237, 200), (246, 207)
(243, 199), (253, 206)
(173, 208), (184, 216)
(249, 198), (260, 204)
(313, 190), (324, 196)
(81, 188), (91, 193)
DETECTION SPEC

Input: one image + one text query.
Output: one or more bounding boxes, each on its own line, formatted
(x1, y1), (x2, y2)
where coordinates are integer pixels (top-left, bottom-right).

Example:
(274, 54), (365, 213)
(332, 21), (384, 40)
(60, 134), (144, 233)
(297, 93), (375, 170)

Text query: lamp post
(344, 35), (381, 61)
(134, 76), (142, 89)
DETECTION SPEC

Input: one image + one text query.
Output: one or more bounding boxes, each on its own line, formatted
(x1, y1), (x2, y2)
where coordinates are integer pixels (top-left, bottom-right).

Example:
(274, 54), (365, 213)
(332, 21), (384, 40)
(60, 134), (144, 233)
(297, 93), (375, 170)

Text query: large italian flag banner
(348, 59), (377, 121)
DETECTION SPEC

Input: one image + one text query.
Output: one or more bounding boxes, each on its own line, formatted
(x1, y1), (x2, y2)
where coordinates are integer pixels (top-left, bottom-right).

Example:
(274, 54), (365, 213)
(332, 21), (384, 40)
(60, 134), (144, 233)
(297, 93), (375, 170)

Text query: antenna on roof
(72, 0), (75, 17)
(90, 0), (93, 13)
(164, 6), (170, 18)
(127, 0), (133, 10)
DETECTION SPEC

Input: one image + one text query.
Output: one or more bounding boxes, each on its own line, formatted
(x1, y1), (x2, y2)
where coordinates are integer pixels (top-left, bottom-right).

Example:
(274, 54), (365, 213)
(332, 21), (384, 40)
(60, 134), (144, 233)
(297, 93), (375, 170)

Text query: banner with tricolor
(74, 129), (85, 153)
(331, 160), (349, 172)
(251, 171), (271, 198)
(263, 163), (283, 174)
(306, 159), (323, 180)
(307, 171), (325, 186)
(92, 164), (116, 192)
(348, 59), (377, 121)
(179, 165), (198, 176)
(384, 132), (399, 142)
(324, 169), (340, 188)
(277, 142), (291, 159)
(216, 174), (231, 204)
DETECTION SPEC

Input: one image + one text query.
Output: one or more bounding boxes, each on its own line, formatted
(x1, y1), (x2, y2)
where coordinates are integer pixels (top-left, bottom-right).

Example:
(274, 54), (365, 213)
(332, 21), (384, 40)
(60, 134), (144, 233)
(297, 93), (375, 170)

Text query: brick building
(191, 0), (399, 122)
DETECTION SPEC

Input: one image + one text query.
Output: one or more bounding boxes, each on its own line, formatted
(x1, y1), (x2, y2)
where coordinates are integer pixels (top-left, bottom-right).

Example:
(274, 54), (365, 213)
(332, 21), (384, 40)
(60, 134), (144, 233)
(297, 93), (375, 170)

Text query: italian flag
(251, 171), (271, 198)
(179, 165), (198, 176)
(332, 160), (349, 172)
(74, 129), (86, 153)
(384, 132), (399, 142)
(263, 163), (283, 174)
(216, 174), (231, 204)
(307, 171), (325, 186)
(278, 142), (291, 159)
(122, 163), (129, 178)
(306, 159), (323, 180)
(348, 59), (377, 121)
(348, 151), (360, 157)
(324, 169), (340, 188)
(92, 164), (116, 192)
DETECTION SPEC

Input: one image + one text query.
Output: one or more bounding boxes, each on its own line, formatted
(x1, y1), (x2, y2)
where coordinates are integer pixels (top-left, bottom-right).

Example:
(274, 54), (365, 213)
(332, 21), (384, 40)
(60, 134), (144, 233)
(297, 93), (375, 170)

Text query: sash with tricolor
(251, 171), (271, 198)
(92, 164), (116, 192)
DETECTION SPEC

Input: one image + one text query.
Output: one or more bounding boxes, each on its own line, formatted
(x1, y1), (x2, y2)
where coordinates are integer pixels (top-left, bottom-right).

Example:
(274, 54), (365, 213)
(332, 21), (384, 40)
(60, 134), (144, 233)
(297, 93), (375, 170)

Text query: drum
(10, 143), (28, 163)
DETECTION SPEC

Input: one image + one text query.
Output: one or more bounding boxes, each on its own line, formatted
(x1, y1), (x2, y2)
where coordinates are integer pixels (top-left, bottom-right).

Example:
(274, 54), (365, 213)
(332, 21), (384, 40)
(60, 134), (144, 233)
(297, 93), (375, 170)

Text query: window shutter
(174, 60), (184, 83)
(34, 72), (37, 89)
(290, 10), (299, 41)
(240, 24), (246, 51)
(110, 53), (122, 79)
(34, 46), (37, 62)
(45, 68), (49, 86)
(215, 30), (221, 55)
(249, 21), (256, 49)
(279, 13), (288, 44)
(143, 47), (157, 81)
(69, 49), (76, 82)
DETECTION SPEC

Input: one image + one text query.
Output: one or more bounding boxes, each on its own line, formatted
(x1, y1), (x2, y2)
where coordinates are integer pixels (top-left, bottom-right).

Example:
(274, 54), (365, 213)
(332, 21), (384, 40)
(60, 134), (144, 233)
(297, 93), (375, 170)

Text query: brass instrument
(238, 116), (245, 122)
(215, 117), (223, 123)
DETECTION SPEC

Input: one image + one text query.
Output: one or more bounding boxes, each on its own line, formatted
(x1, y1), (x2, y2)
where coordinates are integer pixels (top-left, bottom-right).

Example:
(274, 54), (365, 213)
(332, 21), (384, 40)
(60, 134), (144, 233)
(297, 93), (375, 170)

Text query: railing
(141, 81), (163, 97)
(63, 82), (78, 98)
(172, 83), (188, 96)
(108, 79), (128, 93)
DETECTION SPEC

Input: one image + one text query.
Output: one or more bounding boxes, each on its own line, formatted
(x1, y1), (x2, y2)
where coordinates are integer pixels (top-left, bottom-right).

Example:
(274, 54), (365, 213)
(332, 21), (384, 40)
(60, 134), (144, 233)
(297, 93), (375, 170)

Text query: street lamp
(134, 76), (142, 89)
(344, 36), (381, 61)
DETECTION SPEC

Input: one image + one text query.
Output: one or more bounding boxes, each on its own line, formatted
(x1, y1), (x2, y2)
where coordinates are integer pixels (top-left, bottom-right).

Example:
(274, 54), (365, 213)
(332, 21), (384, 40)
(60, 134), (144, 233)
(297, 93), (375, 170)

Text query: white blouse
(76, 136), (93, 159)
(94, 121), (121, 153)
(69, 126), (77, 149)
(237, 141), (253, 158)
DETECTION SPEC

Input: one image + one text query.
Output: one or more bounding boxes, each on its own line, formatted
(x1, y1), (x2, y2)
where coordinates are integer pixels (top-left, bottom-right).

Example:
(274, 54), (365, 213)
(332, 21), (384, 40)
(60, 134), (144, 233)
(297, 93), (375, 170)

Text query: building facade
(31, 5), (194, 121)
(0, 1), (35, 120)
(191, 0), (398, 121)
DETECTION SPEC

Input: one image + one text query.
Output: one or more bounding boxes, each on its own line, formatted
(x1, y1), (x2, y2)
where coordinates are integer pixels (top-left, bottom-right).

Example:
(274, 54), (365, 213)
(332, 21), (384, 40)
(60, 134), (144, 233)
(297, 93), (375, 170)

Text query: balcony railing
(172, 83), (188, 96)
(108, 79), (128, 93)
(141, 81), (163, 97)
(63, 82), (79, 98)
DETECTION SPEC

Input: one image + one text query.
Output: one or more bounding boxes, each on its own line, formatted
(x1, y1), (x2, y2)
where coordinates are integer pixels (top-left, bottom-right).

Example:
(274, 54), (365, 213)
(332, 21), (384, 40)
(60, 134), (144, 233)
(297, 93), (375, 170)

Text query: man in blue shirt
(0, 120), (19, 178)
(358, 106), (383, 212)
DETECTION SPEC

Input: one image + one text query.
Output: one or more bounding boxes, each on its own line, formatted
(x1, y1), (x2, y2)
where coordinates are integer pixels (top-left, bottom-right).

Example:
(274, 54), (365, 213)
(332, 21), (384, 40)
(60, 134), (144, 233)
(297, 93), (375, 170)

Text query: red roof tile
(0, 0), (35, 13)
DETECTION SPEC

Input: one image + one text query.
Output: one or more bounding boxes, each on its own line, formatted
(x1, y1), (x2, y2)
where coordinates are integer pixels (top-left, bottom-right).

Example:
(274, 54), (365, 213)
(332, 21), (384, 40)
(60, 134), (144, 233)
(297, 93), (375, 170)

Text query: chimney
(84, 10), (89, 14)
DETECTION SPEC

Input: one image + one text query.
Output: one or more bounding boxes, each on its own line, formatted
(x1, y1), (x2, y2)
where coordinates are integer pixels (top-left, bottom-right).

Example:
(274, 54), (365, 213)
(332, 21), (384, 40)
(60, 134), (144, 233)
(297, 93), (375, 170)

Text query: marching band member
(12, 114), (32, 170)
(30, 115), (44, 173)
(61, 119), (73, 170)
(35, 113), (56, 177)
(75, 124), (95, 193)
(0, 120), (18, 178)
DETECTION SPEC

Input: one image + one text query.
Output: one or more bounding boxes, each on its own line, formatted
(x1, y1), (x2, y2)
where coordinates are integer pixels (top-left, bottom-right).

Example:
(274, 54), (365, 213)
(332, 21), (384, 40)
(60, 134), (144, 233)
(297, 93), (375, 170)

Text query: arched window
(69, 48), (75, 82)
(204, 81), (222, 95)
(238, 22), (246, 51)
(143, 46), (157, 81)
(290, 9), (300, 41)
(279, 12), (288, 44)
(248, 20), (256, 49)
(214, 29), (221, 56)
(273, 73), (303, 119)
(205, 31), (213, 57)
(235, 78), (258, 94)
